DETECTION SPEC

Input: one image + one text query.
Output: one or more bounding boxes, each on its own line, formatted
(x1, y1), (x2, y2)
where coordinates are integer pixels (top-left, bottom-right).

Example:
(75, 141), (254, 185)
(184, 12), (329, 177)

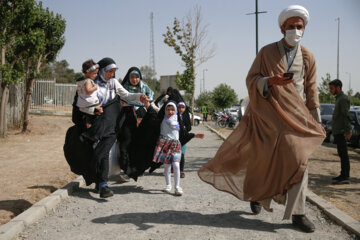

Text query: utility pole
(150, 12), (156, 76)
(246, 0), (267, 55)
(202, 69), (208, 93)
(335, 17), (340, 79)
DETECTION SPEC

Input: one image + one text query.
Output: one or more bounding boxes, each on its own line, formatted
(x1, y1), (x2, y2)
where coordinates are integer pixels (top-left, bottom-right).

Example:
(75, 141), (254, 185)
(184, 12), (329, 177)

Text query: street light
(202, 69), (208, 92)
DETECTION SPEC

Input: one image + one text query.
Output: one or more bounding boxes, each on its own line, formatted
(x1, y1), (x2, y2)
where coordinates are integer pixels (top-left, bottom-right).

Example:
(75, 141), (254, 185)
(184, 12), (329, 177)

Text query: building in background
(160, 75), (178, 93)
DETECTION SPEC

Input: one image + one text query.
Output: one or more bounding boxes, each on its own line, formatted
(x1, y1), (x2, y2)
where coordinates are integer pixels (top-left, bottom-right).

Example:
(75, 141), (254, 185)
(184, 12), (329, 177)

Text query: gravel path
(16, 124), (355, 240)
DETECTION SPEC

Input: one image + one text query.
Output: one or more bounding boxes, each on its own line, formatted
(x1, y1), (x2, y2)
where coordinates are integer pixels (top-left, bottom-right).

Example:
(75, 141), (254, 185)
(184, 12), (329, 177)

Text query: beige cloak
(198, 42), (325, 204)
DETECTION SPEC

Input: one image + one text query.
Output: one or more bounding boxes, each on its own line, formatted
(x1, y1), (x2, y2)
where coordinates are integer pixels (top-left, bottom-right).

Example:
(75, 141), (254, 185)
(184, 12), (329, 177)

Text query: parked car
(225, 107), (239, 118)
(189, 113), (202, 126)
(320, 103), (335, 142)
(349, 110), (360, 147)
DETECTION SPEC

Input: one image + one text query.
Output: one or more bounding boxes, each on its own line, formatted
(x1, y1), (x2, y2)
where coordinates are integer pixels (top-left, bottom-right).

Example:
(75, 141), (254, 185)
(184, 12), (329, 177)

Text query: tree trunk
(0, 83), (10, 137)
(22, 78), (34, 132)
(22, 57), (42, 132)
(191, 92), (195, 125)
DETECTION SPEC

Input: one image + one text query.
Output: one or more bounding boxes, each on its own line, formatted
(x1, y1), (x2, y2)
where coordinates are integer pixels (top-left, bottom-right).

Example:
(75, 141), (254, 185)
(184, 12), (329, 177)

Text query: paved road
(16, 124), (355, 240)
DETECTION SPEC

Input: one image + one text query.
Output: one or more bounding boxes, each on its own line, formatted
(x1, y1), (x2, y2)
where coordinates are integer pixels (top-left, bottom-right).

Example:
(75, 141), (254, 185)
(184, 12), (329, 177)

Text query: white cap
(278, 5), (309, 28)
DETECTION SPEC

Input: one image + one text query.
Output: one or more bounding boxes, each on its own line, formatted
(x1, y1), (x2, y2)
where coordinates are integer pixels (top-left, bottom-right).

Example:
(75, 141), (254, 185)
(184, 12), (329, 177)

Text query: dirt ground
(0, 115), (77, 225)
(0, 115), (359, 227)
(215, 124), (360, 222)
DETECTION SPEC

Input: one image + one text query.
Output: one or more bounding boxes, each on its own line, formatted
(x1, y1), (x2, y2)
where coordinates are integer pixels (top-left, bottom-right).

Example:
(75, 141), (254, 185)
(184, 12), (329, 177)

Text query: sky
(39, 0), (360, 99)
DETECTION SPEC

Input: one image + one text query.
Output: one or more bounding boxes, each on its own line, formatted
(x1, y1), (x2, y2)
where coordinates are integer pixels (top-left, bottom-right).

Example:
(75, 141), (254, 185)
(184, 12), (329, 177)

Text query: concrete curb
(0, 176), (85, 240)
(204, 123), (360, 237)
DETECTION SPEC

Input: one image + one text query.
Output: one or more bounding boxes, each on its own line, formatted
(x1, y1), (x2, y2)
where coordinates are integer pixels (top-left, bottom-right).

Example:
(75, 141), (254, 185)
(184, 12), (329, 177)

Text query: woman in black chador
(64, 57), (146, 198)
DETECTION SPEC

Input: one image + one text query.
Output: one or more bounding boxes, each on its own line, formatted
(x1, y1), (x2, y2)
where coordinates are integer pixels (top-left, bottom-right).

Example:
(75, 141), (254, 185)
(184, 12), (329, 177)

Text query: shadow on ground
(0, 199), (32, 217)
(91, 210), (294, 232)
(27, 185), (57, 193)
(309, 173), (360, 199)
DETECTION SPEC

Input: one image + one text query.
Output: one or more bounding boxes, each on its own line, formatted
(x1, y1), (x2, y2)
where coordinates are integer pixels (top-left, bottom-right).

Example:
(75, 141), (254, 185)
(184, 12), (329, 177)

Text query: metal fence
(30, 80), (76, 115)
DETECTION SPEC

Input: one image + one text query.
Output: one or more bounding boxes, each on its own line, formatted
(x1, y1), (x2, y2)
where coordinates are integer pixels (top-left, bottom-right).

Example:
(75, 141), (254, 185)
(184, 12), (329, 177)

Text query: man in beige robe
(198, 5), (325, 233)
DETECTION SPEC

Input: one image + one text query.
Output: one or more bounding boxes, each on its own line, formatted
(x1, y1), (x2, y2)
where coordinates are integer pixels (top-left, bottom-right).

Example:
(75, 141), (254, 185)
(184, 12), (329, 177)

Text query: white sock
(173, 161), (180, 188)
(164, 164), (171, 186)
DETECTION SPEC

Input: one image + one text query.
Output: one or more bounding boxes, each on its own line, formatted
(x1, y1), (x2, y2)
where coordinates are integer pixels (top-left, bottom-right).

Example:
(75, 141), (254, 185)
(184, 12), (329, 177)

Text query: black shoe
(292, 215), (315, 233)
(332, 175), (350, 184)
(250, 201), (262, 215)
(332, 175), (342, 181)
(99, 186), (114, 198)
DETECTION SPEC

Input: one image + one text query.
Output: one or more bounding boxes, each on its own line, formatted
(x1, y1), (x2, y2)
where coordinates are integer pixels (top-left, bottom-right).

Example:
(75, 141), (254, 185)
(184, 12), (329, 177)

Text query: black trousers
(93, 134), (117, 184)
(203, 113), (208, 122)
(334, 134), (350, 177)
(180, 153), (185, 172)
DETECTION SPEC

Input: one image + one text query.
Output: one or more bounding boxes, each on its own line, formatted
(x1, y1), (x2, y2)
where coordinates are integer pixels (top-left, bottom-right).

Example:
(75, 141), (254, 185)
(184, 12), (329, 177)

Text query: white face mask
(284, 29), (303, 46)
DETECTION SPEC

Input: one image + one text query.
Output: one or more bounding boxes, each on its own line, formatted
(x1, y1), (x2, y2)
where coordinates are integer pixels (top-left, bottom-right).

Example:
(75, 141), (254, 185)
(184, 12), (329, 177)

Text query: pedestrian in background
(329, 79), (351, 184)
(201, 104), (208, 122)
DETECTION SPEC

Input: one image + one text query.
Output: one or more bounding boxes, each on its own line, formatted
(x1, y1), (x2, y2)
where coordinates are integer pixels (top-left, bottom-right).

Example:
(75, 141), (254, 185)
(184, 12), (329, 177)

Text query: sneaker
(250, 201), (262, 215)
(180, 172), (185, 178)
(99, 186), (114, 198)
(332, 175), (350, 184)
(163, 185), (172, 193)
(292, 215), (315, 233)
(175, 187), (183, 196)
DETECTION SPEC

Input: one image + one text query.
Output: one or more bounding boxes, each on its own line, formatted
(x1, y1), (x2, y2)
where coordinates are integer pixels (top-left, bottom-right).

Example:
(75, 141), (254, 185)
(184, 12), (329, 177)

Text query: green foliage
(212, 84), (238, 110)
(163, 18), (196, 94)
(195, 91), (214, 110)
(318, 73), (334, 104)
(0, 0), (38, 84)
(38, 60), (80, 83)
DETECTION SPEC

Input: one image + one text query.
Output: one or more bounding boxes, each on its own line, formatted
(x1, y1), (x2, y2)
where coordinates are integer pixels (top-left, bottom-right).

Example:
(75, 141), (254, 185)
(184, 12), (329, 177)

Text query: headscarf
(164, 102), (179, 130)
(95, 57), (118, 105)
(278, 5), (309, 27)
(97, 57), (118, 82)
(177, 101), (186, 120)
(122, 66), (154, 101)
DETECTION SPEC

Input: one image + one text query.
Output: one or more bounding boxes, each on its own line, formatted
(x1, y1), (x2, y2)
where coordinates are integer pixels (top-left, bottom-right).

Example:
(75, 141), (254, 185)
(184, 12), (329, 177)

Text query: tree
(195, 91), (214, 111)
(212, 84), (238, 110)
(38, 60), (81, 83)
(0, 0), (38, 137)
(318, 73), (334, 104)
(22, 3), (66, 132)
(163, 6), (215, 123)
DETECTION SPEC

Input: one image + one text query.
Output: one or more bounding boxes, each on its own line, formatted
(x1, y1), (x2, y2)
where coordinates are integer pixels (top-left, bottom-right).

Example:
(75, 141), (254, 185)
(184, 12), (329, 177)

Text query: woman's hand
(195, 133), (204, 139)
(140, 94), (148, 103)
(268, 74), (294, 86)
(94, 105), (103, 115)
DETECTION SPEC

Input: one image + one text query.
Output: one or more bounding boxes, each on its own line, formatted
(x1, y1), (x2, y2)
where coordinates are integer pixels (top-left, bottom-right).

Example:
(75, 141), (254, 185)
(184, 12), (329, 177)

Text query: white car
(189, 113), (202, 126)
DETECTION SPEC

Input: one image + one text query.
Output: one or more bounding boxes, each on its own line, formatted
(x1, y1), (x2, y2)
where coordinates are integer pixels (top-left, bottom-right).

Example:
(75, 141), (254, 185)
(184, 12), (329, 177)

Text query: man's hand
(345, 133), (352, 140)
(268, 74), (294, 86)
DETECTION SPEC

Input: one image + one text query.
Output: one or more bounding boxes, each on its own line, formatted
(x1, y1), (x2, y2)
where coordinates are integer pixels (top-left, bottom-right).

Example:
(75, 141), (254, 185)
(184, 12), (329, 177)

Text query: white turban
(278, 5), (309, 28)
